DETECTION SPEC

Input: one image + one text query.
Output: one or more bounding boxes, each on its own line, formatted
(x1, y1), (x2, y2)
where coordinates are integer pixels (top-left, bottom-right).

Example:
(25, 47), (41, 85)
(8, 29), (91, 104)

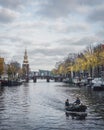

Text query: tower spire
(23, 49), (28, 64)
(22, 49), (29, 81)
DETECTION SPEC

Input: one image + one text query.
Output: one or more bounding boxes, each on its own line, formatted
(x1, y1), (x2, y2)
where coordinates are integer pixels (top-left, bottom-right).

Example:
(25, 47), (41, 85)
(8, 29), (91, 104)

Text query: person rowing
(74, 97), (81, 105)
(65, 97), (87, 112)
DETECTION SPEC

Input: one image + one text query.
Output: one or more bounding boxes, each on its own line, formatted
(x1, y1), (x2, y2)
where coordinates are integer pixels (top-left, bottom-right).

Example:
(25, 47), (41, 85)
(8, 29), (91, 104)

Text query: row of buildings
(0, 50), (52, 80)
(0, 49), (29, 80)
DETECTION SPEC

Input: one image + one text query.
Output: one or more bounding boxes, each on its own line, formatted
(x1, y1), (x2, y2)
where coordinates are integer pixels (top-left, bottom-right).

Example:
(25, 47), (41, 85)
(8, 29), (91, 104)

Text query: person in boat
(74, 97), (81, 105)
(65, 99), (70, 108)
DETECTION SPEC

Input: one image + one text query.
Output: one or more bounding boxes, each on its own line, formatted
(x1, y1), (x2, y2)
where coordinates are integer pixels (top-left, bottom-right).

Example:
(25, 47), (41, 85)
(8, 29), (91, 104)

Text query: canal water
(0, 79), (104, 130)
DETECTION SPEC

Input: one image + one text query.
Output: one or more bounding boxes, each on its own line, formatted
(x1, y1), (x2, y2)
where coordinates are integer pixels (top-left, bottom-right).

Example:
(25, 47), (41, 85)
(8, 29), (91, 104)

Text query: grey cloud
(0, 49), (9, 57)
(0, 35), (23, 44)
(66, 24), (89, 32)
(54, 24), (89, 33)
(0, 0), (104, 20)
(96, 30), (104, 39)
(12, 21), (49, 29)
(73, 37), (99, 46)
(88, 8), (104, 23)
(0, 0), (28, 9)
(36, 0), (76, 18)
(57, 36), (100, 47)
(29, 49), (67, 70)
(0, 8), (17, 23)
(78, 0), (104, 6)
(36, 0), (104, 19)
(47, 19), (90, 34)
(29, 47), (68, 57)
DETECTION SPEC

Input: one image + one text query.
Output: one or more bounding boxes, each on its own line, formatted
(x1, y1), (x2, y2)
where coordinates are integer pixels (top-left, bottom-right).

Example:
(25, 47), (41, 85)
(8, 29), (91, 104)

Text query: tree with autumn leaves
(7, 61), (22, 80)
(52, 44), (104, 78)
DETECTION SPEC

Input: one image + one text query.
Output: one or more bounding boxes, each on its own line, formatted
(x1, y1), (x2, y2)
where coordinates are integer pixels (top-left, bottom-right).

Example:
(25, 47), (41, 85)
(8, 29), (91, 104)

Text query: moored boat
(0, 79), (23, 87)
(91, 77), (104, 91)
(63, 78), (73, 84)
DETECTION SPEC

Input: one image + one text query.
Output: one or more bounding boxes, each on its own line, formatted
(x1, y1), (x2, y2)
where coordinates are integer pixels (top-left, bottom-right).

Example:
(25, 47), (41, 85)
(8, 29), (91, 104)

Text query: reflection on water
(0, 79), (104, 130)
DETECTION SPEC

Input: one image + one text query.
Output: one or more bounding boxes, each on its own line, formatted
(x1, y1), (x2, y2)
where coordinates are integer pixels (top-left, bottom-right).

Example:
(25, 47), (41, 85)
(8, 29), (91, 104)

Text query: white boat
(92, 78), (104, 91)
(63, 78), (73, 83)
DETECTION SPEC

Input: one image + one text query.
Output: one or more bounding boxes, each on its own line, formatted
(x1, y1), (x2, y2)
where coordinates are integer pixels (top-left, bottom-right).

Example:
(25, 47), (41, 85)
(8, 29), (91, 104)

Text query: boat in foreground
(65, 104), (87, 119)
(65, 103), (87, 112)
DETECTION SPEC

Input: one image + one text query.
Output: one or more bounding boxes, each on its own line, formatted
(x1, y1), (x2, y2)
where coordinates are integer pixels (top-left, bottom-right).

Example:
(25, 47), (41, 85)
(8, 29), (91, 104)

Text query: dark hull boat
(65, 104), (87, 119)
(65, 104), (87, 112)
(0, 80), (22, 86)
(65, 111), (87, 120)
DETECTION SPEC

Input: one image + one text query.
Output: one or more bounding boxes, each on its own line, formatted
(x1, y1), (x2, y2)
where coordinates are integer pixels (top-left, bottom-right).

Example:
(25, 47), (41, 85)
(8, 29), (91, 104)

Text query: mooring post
(46, 76), (50, 82)
(33, 76), (37, 83)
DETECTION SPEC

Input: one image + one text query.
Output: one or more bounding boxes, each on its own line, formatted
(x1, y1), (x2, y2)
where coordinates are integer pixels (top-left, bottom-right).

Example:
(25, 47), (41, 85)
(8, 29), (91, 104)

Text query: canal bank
(0, 79), (104, 130)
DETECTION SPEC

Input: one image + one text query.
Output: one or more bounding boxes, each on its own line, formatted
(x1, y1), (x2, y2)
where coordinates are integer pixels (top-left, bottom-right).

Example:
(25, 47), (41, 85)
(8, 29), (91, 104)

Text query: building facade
(0, 57), (4, 76)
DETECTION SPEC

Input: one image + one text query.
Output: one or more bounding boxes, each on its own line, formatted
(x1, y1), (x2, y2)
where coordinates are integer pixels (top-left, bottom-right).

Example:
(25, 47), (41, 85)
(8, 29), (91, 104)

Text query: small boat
(65, 104), (87, 112)
(63, 78), (73, 84)
(92, 83), (104, 91)
(65, 111), (87, 120)
(65, 104), (87, 119)
(91, 77), (104, 91)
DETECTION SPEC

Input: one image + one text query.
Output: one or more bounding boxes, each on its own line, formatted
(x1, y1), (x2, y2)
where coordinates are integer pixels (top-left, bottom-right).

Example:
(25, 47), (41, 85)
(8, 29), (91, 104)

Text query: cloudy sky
(0, 0), (104, 71)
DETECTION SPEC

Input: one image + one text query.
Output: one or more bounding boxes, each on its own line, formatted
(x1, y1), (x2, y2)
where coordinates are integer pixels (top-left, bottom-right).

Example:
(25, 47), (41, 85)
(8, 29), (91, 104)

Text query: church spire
(22, 49), (29, 81)
(23, 49), (29, 64)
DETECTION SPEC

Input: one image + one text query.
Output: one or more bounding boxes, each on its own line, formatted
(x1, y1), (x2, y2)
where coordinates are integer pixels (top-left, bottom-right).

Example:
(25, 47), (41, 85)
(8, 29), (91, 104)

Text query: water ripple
(0, 81), (104, 130)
